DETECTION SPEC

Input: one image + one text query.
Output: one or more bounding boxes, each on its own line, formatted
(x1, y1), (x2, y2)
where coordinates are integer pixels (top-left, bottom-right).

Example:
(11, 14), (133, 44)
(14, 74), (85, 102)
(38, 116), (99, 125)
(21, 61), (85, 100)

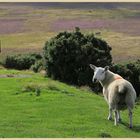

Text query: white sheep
(90, 64), (136, 128)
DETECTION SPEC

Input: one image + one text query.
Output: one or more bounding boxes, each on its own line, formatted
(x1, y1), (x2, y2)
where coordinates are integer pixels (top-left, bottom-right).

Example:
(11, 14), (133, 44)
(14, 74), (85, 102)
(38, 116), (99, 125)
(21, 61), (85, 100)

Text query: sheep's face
(90, 64), (109, 83)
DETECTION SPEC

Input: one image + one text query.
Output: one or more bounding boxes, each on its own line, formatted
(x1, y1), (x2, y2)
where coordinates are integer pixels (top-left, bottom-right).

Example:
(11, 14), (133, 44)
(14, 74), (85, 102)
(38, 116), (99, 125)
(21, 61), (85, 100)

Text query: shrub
(30, 60), (44, 73)
(4, 53), (42, 70)
(43, 27), (112, 89)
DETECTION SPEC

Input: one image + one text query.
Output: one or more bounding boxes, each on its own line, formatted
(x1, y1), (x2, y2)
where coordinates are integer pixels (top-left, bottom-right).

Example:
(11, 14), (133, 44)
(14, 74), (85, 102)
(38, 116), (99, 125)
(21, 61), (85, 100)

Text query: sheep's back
(107, 79), (136, 110)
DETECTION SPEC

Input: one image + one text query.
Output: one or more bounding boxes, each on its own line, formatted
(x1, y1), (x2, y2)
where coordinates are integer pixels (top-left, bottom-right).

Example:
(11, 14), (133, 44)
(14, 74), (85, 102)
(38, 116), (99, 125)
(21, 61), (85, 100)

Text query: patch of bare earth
(0, 74), (32, 78)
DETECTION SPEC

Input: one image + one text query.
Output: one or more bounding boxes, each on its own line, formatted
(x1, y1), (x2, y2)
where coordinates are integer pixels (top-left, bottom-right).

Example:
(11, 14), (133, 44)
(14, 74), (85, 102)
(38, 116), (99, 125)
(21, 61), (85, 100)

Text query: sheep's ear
(104, 66), (109, 71)
(89, 64), (96, 70)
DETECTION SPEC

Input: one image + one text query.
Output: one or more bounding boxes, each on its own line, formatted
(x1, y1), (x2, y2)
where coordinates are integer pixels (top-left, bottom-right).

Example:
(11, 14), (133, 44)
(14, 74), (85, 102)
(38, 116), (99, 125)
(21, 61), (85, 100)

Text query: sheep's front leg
(114, 110), (118, 126)
(108, 107), (112, 120)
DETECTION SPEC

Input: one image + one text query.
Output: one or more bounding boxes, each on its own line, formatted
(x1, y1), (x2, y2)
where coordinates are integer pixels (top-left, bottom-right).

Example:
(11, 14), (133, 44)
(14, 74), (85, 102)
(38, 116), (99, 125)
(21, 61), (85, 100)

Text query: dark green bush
(43, 27), (112, 89)
(4, 53), (42, 70)
(31, 60), (43, 73)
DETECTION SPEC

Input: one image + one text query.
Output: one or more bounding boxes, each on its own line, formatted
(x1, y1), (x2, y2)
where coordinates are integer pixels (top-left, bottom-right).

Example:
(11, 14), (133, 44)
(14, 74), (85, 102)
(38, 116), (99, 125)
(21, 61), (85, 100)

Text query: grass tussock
(99, 132), (112, 138)
(21, 81), (61, 95)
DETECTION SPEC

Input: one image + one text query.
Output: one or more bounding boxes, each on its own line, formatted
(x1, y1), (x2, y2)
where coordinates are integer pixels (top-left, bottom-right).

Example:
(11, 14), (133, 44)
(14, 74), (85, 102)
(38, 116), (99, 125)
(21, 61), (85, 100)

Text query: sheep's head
(89, 64), (109, 83)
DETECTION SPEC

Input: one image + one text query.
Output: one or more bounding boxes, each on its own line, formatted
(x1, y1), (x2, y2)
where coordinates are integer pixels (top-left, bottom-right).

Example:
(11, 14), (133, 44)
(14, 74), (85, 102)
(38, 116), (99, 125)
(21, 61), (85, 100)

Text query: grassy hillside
(0, 3), (140, 63)
(0, 3), (140, 138)
(0, 68), (140, 137)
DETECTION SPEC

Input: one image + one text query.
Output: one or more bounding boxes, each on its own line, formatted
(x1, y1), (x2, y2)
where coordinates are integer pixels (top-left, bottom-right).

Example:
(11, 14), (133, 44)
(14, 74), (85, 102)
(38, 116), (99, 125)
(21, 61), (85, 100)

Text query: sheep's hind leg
(114, 110), (118, 126)
(117, 110), (122, 122)
(128, 108), (133, 128)
(108, 107), (112, 120)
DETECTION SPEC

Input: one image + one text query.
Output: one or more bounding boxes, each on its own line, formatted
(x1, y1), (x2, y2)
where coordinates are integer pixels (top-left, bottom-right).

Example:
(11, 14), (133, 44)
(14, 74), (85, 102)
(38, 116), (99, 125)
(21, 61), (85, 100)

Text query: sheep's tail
(118, 85), (128, 95)
(117, 85), (127, 110)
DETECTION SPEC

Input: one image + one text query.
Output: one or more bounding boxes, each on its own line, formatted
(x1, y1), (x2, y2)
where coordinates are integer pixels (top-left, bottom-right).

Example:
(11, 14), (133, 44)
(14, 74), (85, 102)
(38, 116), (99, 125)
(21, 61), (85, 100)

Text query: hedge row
(4, 53), (43, 71)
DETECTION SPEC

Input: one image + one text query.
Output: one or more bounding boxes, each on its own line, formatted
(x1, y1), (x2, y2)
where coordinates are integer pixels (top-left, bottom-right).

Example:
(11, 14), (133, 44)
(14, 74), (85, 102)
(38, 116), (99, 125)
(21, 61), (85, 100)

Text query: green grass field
(0, 68), (140, 137)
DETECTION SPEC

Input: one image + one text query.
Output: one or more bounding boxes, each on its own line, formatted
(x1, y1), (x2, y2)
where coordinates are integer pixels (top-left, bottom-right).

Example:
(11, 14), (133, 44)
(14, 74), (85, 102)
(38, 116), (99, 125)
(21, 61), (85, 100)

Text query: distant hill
(9, 2), (140, 10)
(0, 2), (140, 63)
